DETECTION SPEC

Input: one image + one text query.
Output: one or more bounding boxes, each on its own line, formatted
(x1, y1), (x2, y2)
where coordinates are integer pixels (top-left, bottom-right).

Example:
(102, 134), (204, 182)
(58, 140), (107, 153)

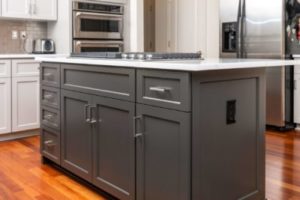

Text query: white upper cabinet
(2, 0), (31, 19)
(1, 0), (57, 21)
(32, 0), (57, 20)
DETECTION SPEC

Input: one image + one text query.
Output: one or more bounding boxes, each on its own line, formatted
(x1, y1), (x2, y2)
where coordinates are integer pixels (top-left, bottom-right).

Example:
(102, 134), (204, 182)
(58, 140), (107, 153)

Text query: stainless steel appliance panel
(73, 40), (123, 53)
(243, 0), (285, 58)
(73, 11), (123, 39)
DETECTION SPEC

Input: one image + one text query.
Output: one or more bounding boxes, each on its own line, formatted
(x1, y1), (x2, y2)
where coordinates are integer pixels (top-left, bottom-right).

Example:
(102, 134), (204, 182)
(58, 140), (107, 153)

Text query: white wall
(130, 0), (144, 52)
(130, 0), (220, 58)
(47, 0), (72, 54)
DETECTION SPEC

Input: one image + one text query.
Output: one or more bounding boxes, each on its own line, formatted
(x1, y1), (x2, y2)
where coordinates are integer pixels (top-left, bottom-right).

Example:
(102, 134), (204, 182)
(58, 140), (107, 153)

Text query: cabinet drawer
(61, 64), (135, 101)
(41, 106), (60, 130)
(12, 59), (40, 77)
(0, 60), (11, 78)
(41, 86), (60, 109)
(41, 63), (60, 88)
(137, 70), (191, 111)
(41, 127), (60, 165)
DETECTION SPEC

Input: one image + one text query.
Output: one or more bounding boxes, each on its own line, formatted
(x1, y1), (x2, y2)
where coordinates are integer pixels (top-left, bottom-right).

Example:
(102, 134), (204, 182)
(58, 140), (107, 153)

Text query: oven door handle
(75, 11), (123, 19)
(75, 40), (124, 46)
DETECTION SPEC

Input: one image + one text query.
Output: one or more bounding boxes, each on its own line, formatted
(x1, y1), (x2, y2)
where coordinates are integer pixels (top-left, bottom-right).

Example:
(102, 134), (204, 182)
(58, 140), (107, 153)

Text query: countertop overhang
(35, 56), (300, 72)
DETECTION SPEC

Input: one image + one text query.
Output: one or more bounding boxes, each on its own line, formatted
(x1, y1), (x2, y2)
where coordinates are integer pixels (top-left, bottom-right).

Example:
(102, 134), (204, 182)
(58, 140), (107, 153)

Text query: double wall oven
(72, 1), (124, 53)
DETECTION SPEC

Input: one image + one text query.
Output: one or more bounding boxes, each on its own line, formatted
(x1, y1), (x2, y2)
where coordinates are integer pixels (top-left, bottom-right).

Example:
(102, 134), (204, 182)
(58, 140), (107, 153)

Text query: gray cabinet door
(92, 96), (135, 200)
(61, 89), (93, 182)
(136, 104), (191, 200)
(192, 69), (265, 200)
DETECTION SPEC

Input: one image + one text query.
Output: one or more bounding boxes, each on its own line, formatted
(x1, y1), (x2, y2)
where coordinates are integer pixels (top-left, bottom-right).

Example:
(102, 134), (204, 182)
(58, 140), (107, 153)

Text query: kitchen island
(36, 57), (300, 200)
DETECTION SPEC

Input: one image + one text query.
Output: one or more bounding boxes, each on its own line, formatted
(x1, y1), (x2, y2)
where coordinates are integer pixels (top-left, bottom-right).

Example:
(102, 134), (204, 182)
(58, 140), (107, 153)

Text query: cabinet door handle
(89, 105), (98, 124)
(84, 105), (91, 123)
(295, 80), (297, 90)
(149, 86), (172, 93)
(133, 116), (144, 138)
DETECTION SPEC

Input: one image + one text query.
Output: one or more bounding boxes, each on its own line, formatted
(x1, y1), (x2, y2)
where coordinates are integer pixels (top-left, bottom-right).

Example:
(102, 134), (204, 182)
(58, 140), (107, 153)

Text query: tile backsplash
(0, 20), (47, 54)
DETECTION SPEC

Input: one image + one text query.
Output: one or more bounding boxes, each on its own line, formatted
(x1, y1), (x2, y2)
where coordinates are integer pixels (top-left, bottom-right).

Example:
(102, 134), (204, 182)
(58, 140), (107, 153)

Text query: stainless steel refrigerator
(220, 0), (295, 129)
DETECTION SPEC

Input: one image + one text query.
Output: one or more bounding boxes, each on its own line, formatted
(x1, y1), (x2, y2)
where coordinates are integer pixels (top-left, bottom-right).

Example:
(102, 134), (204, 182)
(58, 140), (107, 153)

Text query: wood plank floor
(266, 129), (300, 200)
(0, 131), (299, 200)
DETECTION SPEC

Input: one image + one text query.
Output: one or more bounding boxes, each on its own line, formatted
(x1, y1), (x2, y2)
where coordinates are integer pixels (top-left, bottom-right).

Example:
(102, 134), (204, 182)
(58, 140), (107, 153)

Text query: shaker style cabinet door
(61, 90), (93, 182)
(33, 0), (57, 20)
(12, 76), (40, 132)
(136, 104), (191, 200)
(1, 0), (31, 19)
(92, 96), (135, 200)
(0, 78), (11, 134)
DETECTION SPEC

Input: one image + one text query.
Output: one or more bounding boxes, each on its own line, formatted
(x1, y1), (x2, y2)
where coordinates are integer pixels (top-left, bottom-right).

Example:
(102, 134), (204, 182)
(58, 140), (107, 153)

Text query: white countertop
(0, 54), (67, 59)
(35, 56), (300, 72)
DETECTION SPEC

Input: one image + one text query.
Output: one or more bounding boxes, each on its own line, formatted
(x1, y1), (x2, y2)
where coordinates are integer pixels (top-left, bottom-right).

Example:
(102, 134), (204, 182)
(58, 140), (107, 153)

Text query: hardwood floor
(0, 136), (108, 200)
(0, 131), (299, 200)
(266, 129), (300, 200)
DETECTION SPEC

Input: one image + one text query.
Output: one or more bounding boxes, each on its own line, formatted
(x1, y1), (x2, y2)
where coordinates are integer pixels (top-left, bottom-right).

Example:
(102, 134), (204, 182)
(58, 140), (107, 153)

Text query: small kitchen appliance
(32, 39), (55, 54)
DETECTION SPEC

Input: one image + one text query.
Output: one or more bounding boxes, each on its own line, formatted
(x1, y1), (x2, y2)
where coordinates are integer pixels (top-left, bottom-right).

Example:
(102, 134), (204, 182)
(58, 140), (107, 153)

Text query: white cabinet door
(0, 60), (11, 78)
(33, 0), (57, 20)
(0, 78), (11, 134)
(12, 76), (40, 132)
(2, 0), (31, 19)
(12, 59), (40, 77)
(294, 73), (300, 124)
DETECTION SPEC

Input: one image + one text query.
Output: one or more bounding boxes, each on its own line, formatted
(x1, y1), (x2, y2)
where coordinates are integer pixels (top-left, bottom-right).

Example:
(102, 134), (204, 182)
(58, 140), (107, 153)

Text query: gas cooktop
(70, 52), (203, 61)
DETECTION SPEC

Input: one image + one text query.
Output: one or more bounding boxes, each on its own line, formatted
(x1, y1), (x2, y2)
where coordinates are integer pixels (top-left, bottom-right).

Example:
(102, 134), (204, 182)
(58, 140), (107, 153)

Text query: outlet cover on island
(12, 31), (18, 40)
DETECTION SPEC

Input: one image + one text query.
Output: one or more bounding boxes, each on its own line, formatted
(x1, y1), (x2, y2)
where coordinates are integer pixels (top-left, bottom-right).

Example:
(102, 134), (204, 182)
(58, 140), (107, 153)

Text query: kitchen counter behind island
(37, 58), (300, 200)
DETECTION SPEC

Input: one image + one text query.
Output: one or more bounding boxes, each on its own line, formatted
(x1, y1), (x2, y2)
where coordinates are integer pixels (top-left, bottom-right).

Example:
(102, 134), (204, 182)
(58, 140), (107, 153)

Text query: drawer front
(41, 127), (60, 164)
(12, 59), (40, 77)
(137, 70), (191, 111)
(41, 106), (60, 130)
(0, 60), (11, 78)
(41, 86), (60, 109)
(61, 64), (135, 101)
(41, 63), (60, 88)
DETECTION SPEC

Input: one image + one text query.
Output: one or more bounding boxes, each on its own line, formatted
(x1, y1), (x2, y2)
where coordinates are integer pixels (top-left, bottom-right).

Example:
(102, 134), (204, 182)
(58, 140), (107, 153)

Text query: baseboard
(0, 129), (40, 142)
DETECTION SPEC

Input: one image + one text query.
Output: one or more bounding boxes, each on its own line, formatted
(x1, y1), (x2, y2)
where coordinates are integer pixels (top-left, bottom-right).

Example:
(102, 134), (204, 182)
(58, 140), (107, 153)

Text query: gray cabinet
(40, 62), (266, 200)
(92, 96), (135, 200)
(41, 126), (60, 165)
(192, 69), (266, 200)
(136, 104), (191, 200)
(61, 64), (135, 101)
(61, 90), (93, 182)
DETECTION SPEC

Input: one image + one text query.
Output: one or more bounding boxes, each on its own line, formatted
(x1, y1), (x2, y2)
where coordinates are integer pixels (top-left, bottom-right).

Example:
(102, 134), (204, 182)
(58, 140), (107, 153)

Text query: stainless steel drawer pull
(44, 140), (55, 147)
(44, 73), (53, 79)
(149, 86), (172, 93)
(44, 114), (54, 120)
(44, 94), (54, 100)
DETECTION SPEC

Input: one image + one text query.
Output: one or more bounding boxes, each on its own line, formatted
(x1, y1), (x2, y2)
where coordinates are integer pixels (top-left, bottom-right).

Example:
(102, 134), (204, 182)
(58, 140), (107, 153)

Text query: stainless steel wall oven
(72, 1), (124, 53)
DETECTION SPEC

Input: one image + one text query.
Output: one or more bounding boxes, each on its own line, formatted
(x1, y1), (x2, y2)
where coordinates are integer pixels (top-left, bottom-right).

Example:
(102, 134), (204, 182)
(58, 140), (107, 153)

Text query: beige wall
(0, 20), (47, 54)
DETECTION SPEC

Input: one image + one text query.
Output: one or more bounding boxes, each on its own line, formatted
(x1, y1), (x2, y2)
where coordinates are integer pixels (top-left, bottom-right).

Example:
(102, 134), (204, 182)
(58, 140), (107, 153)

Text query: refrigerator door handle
(236, 0), (243, 58)
(241, 0), (246, 58)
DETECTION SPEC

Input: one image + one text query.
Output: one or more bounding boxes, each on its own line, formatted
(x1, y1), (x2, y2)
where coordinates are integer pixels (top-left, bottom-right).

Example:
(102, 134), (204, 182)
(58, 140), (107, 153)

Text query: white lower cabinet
(12, 76), (40, 132)
(0, 78), (11, 134)
(294, 73), (300, 124)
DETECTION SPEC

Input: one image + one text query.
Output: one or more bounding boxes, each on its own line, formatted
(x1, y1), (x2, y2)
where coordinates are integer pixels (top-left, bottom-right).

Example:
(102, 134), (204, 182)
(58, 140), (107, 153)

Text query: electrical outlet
(20, 31), (27, 40)
(12, 31), (18, 40)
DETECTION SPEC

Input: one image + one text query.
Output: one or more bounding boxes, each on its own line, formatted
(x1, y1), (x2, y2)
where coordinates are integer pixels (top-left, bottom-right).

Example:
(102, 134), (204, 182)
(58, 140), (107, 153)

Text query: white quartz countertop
(35, 56), (300, 72)
(0, 54), (67, 59)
